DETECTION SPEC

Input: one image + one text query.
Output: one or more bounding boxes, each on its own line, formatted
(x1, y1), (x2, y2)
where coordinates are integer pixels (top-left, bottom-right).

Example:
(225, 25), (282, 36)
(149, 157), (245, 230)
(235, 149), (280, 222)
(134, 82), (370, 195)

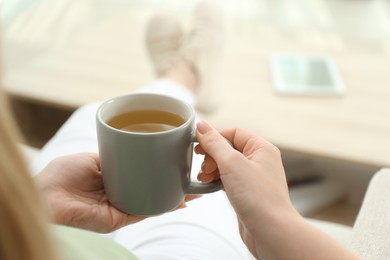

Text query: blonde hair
(0, 88), (58, 259)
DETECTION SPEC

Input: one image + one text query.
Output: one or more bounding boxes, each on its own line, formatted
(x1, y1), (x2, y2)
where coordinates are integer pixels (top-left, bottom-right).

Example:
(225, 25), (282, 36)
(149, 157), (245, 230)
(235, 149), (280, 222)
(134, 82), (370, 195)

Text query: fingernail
(197, 172), (214, 183)
(201, 161), (214, 174)
(201, 160), (206, 171)
(197, 120), (212, 135)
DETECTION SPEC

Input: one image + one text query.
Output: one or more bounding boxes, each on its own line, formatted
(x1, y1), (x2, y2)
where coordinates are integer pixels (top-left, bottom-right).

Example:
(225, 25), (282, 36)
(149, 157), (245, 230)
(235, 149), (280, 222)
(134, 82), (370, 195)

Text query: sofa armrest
(350, 168), (390, 259)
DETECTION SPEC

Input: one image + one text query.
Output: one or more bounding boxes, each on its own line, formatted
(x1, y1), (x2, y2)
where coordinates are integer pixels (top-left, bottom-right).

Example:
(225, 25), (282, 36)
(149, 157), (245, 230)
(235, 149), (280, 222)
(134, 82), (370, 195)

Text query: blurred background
(1, 0), (390, 227)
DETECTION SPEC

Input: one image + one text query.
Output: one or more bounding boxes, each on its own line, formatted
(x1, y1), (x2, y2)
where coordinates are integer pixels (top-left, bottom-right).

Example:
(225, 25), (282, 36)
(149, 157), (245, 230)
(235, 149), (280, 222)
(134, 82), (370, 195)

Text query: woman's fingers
(201, 154), (218, 174)
(196, 121), (237, 164)
(197, 169), (220, 183)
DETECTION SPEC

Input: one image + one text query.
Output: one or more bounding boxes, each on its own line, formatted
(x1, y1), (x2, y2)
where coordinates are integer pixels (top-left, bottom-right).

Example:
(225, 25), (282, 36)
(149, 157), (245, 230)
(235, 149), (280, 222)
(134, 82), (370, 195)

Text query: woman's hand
(35, 153), (146, 233)
(195, 121), (359, 260)
(195, 121), (296, 256)
(35, 153), (197, 233)
(196, 121), (294, 222)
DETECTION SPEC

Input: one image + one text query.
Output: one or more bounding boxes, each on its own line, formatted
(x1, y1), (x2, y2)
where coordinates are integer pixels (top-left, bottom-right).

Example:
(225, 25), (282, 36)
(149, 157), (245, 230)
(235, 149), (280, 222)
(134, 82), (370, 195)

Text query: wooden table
(3, 7), (390, 169)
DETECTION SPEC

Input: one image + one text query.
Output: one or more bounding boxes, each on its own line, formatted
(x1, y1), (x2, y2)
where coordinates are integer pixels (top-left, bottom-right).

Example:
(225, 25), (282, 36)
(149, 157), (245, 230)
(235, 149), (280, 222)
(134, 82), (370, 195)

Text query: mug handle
(185, 132), (224, 194)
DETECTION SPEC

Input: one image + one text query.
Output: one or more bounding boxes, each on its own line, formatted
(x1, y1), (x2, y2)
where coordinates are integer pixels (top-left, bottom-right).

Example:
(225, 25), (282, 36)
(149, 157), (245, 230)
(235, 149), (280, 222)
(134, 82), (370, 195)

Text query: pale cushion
(350, 168), (390, 259)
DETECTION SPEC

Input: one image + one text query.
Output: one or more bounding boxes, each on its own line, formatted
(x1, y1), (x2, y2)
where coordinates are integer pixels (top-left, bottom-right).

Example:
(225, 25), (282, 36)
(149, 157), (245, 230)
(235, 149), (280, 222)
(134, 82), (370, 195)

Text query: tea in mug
(107, 109), (185, 133)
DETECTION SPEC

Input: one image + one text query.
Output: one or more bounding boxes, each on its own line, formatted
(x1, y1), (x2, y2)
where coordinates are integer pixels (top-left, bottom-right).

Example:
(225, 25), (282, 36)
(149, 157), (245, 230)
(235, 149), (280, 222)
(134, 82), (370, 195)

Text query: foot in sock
(145, 1), (225, 113)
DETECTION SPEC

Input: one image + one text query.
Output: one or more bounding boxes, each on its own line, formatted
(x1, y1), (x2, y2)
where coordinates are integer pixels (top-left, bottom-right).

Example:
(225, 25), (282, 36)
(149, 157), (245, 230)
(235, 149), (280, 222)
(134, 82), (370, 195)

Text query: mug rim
(96, 93), (195, 136)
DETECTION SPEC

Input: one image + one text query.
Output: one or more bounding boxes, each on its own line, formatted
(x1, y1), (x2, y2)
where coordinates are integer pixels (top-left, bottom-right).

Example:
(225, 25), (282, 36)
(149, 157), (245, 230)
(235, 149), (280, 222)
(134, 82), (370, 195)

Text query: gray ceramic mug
(96, 93), (223, 216)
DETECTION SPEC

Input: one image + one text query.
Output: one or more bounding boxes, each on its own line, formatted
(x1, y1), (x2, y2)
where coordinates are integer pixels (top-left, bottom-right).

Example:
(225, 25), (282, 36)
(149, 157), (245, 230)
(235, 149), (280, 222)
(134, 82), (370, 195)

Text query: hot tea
(107, 109), (185, 133)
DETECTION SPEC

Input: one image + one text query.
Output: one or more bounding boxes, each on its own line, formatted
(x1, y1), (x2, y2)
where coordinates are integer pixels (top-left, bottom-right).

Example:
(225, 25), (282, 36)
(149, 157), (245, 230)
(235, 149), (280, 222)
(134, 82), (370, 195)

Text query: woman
(0, 2), (250, 259)
(0, 1), (361, 259)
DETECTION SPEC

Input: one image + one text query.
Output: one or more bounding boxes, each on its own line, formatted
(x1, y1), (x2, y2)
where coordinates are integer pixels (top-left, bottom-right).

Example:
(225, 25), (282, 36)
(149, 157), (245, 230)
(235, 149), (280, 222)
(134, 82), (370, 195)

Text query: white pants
(31, 79), (252, 260)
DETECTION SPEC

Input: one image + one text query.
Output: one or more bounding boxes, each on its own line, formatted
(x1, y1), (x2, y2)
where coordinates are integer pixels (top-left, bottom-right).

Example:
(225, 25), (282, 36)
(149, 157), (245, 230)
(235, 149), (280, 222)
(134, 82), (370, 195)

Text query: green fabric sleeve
(52, 225), (138, 260)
